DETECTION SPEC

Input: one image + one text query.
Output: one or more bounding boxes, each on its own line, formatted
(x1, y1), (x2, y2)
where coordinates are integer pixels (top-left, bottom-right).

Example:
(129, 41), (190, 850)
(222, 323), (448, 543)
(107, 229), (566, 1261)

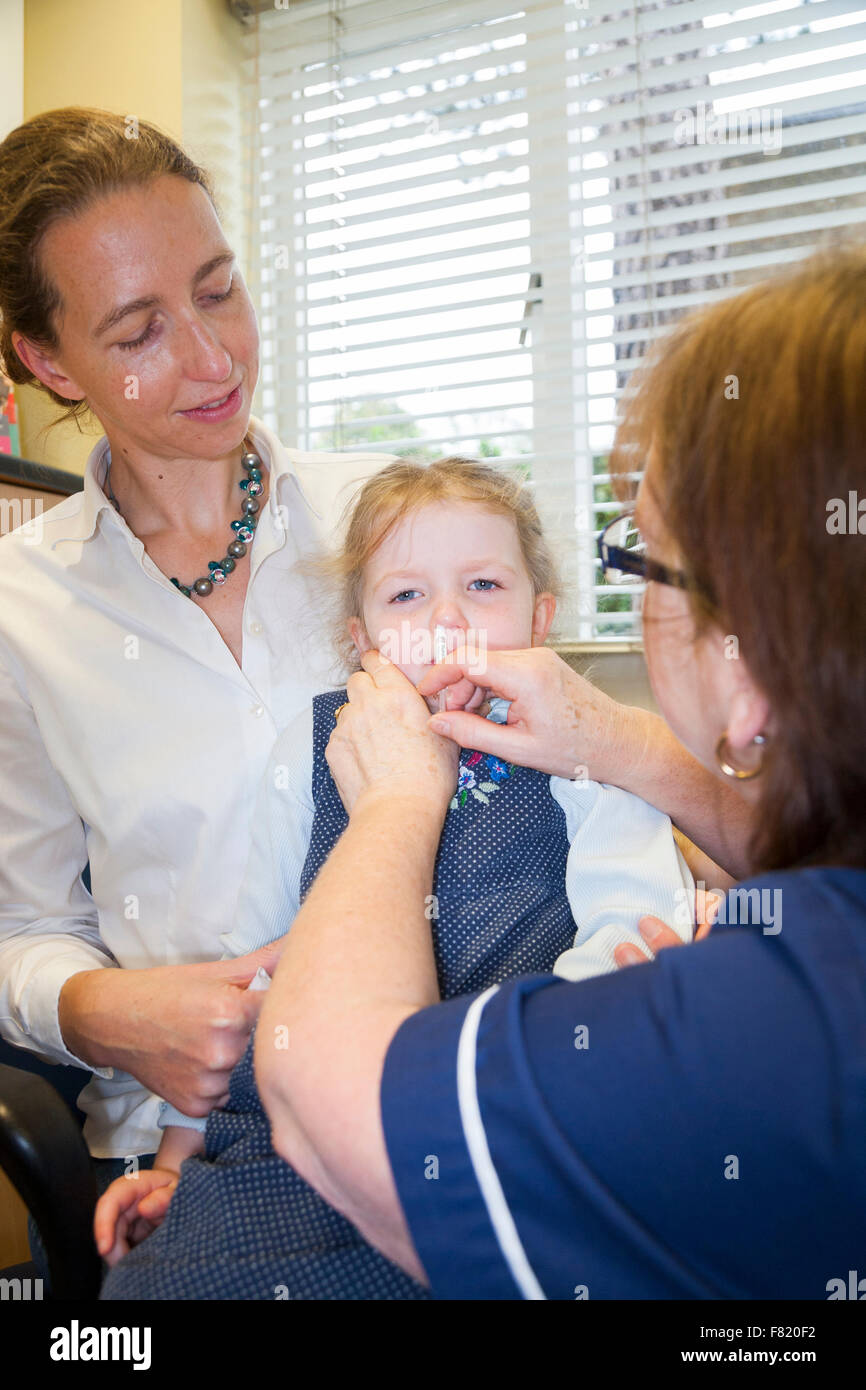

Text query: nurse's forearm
(256, 792), (442, 1276)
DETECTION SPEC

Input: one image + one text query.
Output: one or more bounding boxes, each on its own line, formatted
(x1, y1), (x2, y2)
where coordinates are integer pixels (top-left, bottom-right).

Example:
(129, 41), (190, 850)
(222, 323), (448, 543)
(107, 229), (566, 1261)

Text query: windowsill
(551, 641), (655, 712)
(552, 640), (644, 656)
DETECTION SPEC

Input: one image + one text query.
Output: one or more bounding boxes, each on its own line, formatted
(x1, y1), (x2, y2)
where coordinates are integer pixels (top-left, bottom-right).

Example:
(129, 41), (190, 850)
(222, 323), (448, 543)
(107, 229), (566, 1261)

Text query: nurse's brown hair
(0, 106), (216, 430)
(610, 243), (866, 872)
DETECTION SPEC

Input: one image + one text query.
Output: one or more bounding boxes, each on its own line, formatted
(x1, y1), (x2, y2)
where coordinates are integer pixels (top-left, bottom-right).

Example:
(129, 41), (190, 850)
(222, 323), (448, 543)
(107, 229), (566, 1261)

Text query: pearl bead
(164, 447), (262, 598)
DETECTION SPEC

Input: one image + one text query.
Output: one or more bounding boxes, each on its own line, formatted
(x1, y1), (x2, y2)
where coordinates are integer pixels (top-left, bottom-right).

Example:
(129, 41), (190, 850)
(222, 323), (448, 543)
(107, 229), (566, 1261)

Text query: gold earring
(715, 733), (766, 781)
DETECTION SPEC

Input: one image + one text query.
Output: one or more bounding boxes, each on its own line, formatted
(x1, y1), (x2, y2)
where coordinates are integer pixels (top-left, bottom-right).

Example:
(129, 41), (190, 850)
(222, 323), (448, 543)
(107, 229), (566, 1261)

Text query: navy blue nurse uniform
(381, 867), (866, 1299)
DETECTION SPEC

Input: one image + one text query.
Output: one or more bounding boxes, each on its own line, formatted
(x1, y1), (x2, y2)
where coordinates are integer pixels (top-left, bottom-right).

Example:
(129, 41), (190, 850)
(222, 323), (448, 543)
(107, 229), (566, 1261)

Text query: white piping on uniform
(455, 984), (547, 1300)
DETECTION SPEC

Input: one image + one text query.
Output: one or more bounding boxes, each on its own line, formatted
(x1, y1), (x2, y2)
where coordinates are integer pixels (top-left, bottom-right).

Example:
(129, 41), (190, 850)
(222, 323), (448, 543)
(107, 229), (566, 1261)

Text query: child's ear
(530, 592), (557, 646)
(348, 616), (373, 655)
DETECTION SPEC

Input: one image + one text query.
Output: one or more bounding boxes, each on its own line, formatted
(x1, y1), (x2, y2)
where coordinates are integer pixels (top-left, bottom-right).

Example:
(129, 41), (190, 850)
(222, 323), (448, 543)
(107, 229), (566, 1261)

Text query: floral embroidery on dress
(449, 749), (515, 810)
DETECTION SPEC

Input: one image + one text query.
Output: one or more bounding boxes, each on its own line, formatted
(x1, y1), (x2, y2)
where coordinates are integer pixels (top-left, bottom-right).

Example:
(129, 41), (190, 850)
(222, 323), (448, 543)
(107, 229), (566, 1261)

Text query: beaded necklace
(104, 437), (265, 599)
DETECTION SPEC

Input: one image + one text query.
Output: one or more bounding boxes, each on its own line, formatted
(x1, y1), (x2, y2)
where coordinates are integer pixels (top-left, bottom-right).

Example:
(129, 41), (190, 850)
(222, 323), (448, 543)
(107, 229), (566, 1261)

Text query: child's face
(348, 500), (556, 702)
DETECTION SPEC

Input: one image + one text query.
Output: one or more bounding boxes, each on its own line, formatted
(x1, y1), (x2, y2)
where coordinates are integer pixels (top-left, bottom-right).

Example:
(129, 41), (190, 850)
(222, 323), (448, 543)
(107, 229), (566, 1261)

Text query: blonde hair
(303, 455), (562, 679)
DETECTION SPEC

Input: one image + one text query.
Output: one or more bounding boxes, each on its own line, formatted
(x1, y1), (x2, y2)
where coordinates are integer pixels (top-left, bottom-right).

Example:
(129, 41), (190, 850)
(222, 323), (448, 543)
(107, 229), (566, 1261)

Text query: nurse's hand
(416, 643), (634, 785)
(613, 894), (722, 967)
(58, 939), (285, 1116)
(326, 649), (459, 819)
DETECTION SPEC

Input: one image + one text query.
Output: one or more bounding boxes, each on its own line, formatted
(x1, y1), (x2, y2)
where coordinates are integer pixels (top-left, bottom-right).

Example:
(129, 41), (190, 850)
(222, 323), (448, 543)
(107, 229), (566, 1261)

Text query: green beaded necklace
(104, 437), (265, 599)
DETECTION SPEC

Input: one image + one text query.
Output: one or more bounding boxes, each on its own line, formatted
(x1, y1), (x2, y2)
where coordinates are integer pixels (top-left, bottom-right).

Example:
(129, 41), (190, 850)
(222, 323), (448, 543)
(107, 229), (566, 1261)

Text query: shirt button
(249, 621), (263, 635)
(251, 705), (264, 717)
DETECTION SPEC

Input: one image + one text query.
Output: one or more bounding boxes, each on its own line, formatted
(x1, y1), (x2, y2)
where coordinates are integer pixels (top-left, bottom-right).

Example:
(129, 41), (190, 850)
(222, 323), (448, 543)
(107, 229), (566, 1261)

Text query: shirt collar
(50, 415), (322, 549)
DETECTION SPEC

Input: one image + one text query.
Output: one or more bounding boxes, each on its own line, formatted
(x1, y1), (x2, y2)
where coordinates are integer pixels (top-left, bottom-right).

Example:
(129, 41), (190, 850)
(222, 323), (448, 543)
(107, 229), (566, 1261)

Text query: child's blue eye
(391, 590), (421, 603)
(470, 579), (500, 591)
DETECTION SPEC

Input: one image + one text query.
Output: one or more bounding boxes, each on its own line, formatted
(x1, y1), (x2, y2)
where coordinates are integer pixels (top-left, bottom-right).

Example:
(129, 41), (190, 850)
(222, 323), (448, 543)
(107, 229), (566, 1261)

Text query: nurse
(254, 246), (866, 1297)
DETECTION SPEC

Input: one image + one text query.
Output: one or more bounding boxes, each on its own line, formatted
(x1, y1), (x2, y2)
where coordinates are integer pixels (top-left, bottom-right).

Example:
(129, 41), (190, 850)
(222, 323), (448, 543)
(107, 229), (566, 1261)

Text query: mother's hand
(326, 649), (460, 818)
(416, 643), (634, 785)
(58, 940), (284, 1116)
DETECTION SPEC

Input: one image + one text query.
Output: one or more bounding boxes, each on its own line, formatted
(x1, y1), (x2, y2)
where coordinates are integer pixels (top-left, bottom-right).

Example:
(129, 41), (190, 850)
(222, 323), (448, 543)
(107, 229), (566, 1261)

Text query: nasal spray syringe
(433, 624), (449, 715)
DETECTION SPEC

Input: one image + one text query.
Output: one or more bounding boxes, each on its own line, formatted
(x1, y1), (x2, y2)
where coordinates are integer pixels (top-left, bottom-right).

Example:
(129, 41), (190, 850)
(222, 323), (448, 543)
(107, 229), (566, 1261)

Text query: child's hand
(93, 1167), (180, 1266)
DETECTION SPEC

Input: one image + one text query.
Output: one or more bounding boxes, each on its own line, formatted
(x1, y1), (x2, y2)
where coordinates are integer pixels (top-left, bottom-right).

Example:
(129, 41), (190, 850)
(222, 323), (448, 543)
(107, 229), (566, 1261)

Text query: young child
(97, 457), (697, 1299)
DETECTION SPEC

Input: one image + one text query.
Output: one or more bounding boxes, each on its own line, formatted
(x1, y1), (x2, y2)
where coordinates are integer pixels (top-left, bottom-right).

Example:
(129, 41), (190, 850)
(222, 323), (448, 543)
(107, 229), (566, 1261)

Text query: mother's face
(16, 174), (259, 461)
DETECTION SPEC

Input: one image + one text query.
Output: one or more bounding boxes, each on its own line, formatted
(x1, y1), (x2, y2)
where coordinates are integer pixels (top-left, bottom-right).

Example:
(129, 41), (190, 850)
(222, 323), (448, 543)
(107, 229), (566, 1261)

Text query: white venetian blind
(238, 0), (866, 642)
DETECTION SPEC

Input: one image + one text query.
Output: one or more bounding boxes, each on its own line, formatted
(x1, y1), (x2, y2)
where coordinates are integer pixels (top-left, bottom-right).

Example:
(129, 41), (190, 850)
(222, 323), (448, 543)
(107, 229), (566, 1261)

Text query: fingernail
(617, 945), (646, 966)
(639, 918), (664, 945)
(430, 718), (450, 734)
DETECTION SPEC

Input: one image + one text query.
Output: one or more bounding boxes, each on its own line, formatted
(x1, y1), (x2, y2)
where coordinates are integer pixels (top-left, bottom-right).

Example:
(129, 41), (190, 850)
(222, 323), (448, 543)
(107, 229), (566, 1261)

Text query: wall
(182, 0), (246, 264)
(0, 0), (24, 140)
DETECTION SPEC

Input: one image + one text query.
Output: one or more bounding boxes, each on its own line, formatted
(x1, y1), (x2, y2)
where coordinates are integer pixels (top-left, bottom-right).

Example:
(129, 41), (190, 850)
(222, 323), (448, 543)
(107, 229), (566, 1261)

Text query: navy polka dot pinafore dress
(102, 689), (574, 1301)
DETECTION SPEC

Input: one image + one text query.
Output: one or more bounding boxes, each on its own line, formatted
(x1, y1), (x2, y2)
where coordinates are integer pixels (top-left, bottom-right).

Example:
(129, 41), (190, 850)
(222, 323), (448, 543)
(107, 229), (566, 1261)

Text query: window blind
(239, 0), (866, 643)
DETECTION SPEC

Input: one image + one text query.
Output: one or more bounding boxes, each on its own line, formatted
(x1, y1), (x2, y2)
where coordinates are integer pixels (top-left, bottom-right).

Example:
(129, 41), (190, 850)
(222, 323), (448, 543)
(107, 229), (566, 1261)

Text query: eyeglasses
(596, 510), (688, 590)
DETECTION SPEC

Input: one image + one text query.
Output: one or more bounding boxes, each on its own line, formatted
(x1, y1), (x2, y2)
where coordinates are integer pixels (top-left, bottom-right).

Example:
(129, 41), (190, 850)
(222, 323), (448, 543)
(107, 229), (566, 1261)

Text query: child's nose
(429, 601), (468, 633)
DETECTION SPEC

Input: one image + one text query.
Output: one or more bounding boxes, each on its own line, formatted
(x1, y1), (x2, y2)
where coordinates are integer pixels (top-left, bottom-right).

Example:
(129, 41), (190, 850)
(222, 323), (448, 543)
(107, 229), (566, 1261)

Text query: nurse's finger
(359, 647), (402, 685)
(613, 942), (653, 968)
(637, 915), (687, 952)
(696, 892), (723, 937)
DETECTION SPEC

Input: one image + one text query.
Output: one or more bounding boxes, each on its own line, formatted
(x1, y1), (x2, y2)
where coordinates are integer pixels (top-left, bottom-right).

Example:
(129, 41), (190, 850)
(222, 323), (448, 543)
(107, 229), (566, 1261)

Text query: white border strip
(455, 984), (546, 1300)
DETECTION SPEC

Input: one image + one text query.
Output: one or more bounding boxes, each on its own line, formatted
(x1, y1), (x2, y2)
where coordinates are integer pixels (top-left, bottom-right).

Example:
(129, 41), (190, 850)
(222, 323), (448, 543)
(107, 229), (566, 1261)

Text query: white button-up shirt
(0, 417), (393, 1156)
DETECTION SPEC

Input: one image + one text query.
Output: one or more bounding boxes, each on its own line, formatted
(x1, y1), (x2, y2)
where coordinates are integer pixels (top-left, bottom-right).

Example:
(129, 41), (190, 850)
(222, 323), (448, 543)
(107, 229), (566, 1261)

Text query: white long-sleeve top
(0, 417), (395, 1157)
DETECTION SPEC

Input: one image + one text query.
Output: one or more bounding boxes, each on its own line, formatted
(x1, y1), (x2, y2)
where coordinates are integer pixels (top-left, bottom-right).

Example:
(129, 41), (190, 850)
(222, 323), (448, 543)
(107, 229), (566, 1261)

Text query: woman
(0, 110), (732, 1241)
(252, 246), (866, 1297)
(0, 107), (395, 1183)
